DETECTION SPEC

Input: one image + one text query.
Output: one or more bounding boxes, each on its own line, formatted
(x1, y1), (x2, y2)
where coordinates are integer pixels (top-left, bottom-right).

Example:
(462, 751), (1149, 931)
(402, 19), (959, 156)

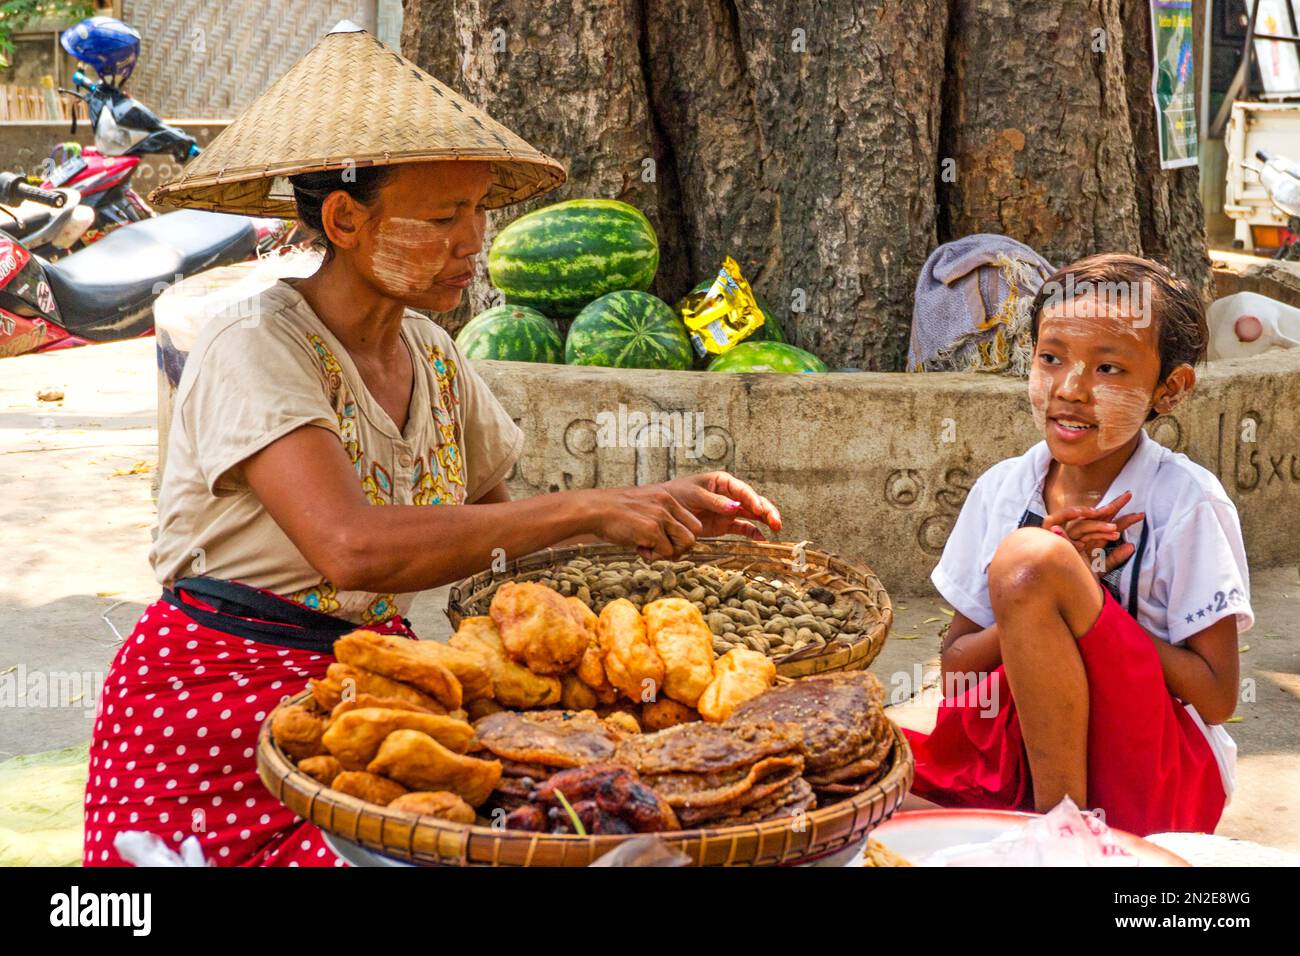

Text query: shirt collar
(1024, 429), (1163, 521)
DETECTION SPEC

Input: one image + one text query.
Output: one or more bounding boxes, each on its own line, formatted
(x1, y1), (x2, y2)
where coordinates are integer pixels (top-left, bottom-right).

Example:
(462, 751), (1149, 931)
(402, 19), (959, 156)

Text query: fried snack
(569, 597), (619, 704)
(613, 718), (804, 776)
(489, 581), (588, 675)
(504, 764), (679, 834)
(601, 708), (642, 736)
(330, 770), (409, 806)
(297, 755), (344, 786)
(409, 640), (493, 702)
(560, 672), (599, 711)
(466, 698), (505, 721)
(322, 708), (476, 769)
(643, 598), (716, 707)
(387, 791), (477, 824)
(271, 704), (327, 761)
(332, 632), (463, 709)
(311, 662), (448, 714)
(863, 839), (912, 867)
(449, 616), (561, 708)
(329, 695), (439, 724)
(367, 729), (502, 806)
(598, 598), (665, 702)
(697, 647), (776, 722)
(641, 697), (700, 731)
(473, 710), (634, 768)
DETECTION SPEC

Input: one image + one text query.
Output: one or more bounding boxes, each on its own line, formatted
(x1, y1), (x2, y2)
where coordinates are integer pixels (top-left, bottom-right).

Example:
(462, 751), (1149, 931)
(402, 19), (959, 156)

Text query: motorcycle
(39, 17), (200, 247)
(1250, 149), (1300, 261)
(0, 182), (95, 258)
(0, 172), (260, 358)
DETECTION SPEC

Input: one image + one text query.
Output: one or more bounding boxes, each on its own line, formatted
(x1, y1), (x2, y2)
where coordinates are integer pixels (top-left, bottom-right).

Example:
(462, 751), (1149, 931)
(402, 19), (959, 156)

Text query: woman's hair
(289, 166), (394, 261)
(1027, 253), (1208, 421)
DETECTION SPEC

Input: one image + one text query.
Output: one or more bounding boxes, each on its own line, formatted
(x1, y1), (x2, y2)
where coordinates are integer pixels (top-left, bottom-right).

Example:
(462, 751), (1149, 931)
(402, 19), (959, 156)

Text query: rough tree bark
(402, 0), (1211, 368)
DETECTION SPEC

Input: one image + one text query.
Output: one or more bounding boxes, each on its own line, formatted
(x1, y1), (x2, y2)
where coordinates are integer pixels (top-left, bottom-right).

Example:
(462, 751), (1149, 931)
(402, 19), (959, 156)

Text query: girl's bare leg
(988, 527), (1104, 812)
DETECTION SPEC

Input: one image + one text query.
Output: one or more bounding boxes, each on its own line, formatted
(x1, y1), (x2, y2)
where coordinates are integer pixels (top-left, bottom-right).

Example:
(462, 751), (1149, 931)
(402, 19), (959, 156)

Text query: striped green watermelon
(489, 199), (659, 317)
(455, 304), (564, 363)
(686, 279), (787, 343)
(706, 341), (827, 374)
(565, 291), (693, 370)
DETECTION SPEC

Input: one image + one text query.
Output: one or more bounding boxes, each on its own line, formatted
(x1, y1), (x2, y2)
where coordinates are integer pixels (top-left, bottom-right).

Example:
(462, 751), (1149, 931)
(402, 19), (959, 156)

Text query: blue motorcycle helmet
(60, 16), (141, 86)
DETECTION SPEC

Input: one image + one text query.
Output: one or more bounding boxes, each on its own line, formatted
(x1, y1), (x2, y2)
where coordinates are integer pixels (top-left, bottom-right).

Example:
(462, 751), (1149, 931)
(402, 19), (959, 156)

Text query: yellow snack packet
(679, 257), (766, 356)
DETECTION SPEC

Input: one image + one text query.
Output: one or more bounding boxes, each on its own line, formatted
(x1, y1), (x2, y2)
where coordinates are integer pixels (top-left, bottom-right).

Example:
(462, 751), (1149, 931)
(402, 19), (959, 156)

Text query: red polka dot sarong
(83, 592), (415, 867)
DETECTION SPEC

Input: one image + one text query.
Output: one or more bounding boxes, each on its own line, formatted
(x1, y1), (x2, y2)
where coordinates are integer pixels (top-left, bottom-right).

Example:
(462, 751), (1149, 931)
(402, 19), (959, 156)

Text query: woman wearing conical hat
(83, 25), (780, 867)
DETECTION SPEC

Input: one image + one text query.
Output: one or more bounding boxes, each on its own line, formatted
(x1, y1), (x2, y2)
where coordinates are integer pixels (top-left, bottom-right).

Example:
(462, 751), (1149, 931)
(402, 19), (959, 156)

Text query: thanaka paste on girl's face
(1091, 383), (1152, 452)
(370, 217), (451, 296)
(1028, 365), (1051, 432)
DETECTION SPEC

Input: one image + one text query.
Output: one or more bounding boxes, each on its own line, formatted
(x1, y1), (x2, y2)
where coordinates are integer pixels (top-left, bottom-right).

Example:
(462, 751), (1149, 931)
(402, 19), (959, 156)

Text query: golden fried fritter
(321, 708), (476, 769)
(410, 639), (493, 702)
(387, 791), (477, 824)
(334, 630), (462, 709)
(697, 647), (776, 722)
(641, 697), (700, 731)
(449, 616), (561, 708)
(297, 755), (344, 786)
(310, 662), (448, 713)
(598, 598), (664, 702)
(330, 770), (409, 806)
(466, 698), (505, 721)
(560, 672), (599, 711)
(601, 709), (642, 736)
(489, 582), (588, 675)
(271, 704), (327, 761)
(569, 598), (618, 703)
(329, 695), (440, 723)
(367, 729), (502, 806)
(643, 598), (716, 707)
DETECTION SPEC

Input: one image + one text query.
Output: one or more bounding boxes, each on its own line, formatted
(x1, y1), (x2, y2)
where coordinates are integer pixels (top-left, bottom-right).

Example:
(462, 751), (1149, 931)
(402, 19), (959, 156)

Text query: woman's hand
(585, 471), (782, 561)
(1043, 490), (1144, 578)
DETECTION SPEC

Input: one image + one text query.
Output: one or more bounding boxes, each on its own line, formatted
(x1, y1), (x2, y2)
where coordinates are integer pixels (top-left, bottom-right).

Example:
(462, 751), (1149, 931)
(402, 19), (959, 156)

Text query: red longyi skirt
(902, 588), (1228, 836)
(83, 596), (415, 867)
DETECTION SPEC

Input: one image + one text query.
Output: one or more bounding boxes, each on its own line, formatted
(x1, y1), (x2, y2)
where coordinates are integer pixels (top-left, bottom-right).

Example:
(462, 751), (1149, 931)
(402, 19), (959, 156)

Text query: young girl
(904, 253), (1252, 836)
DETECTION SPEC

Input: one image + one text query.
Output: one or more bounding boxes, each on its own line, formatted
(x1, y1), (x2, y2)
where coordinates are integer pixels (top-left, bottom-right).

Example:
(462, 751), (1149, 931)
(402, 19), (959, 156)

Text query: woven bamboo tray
(257, 689), (914, 867)
(446, 539), (892, 678)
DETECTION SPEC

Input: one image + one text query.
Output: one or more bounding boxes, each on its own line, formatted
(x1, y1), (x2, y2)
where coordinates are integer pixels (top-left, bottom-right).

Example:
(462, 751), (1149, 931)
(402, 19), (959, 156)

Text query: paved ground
(2, 338), (1298, 852)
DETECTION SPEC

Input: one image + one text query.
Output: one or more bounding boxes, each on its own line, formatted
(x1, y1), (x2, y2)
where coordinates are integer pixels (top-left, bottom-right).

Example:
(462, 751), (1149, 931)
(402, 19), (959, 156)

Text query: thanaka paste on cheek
(1092, 382), (1152, 452)
(370, 217), (451, 296)
(1028, 366), (1051, 433)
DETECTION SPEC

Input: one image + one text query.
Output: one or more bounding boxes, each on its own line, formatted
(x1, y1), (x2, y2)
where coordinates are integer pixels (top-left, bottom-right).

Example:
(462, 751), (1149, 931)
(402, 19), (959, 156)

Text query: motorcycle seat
(42, 210), (257, 340)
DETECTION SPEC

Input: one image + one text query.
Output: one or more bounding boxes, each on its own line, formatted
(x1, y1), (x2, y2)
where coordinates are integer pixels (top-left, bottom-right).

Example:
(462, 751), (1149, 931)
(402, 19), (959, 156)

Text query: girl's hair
(1027, 253), (1208, 421)
(289, 166), (394, 261)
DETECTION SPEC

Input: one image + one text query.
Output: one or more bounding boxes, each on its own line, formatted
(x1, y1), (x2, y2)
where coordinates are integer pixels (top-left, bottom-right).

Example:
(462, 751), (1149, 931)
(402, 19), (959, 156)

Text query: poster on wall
(1150, 0), (1199, 169)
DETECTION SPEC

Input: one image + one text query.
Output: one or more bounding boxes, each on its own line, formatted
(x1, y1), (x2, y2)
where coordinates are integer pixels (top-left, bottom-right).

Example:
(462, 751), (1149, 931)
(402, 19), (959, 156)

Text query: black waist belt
(161, 577), (362, 652)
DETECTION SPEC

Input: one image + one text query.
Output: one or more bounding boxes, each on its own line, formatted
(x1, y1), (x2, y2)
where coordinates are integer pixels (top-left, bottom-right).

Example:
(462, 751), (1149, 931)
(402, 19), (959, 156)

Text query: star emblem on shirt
(1185, 614), (1195, 624)
(1196, 608), (1206, 618)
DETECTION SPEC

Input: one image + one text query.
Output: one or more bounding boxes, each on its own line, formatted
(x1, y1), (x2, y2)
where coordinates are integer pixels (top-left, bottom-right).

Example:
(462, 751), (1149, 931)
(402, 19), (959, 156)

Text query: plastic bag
(114, 831), (211, 867)
(921, 797), (1138, 867)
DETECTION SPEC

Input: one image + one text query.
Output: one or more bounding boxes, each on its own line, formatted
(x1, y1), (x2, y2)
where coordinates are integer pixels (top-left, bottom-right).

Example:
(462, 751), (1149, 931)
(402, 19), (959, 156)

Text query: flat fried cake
(474, 709), (633, 769)
(642, 754), (805, 809)
(612, 718), (804, 776)
(727, 671), (884, 773)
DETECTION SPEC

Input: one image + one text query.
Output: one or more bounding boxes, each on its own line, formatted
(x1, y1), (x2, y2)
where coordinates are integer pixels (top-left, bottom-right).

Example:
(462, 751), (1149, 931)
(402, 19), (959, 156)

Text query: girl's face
(349, 161), (491, 313)
(1028, 294), (1170, 466)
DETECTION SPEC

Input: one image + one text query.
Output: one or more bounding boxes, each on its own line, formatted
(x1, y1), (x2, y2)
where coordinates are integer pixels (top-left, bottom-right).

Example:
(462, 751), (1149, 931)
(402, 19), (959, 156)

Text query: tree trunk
(402, 0), (1212, 366)
(940, 0), (1142, 267)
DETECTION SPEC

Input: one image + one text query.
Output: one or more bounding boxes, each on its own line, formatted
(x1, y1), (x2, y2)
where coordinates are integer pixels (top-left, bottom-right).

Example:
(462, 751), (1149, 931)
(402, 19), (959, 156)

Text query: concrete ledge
(476, 350), (1300, 595)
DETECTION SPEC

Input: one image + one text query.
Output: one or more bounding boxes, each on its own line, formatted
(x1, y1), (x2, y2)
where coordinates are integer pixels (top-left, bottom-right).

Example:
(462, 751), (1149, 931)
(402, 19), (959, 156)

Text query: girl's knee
(989, 526), (1077, 597)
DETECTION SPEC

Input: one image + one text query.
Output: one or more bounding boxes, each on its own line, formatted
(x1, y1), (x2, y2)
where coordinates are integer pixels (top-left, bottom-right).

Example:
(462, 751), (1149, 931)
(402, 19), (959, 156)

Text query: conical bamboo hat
(150, 22), (565, 216)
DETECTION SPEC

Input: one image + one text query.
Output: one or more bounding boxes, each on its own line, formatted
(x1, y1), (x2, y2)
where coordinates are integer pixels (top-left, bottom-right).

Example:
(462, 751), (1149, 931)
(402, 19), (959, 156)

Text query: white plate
(850, 809), (1191, 867)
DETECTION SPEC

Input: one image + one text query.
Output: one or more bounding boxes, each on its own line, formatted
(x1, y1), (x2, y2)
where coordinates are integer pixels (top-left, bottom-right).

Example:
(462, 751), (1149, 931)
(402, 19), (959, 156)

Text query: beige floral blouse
(151, 280), (523, 624)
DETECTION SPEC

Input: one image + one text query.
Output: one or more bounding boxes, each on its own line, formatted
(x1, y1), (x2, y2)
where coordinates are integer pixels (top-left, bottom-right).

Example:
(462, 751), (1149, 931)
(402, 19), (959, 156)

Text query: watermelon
(565, 291), (693, 370)
(489, 199), (659, 317)
(706, 341), (828, 374)
(686, 279), (787, 343)
(455, 304), (564, 363)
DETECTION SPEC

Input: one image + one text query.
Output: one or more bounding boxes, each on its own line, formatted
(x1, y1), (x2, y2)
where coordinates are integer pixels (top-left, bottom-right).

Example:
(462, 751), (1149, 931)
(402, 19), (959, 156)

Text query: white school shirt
(931, 429), (1253, 796)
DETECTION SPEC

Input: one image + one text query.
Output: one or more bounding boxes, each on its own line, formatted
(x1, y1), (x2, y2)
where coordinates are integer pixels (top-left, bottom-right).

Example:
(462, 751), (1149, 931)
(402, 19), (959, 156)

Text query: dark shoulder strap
(1127, 518), (1150, 619)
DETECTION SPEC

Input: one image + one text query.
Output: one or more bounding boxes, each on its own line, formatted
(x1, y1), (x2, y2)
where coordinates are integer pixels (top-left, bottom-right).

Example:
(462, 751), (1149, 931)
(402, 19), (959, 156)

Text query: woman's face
(348, 161), (491, 313)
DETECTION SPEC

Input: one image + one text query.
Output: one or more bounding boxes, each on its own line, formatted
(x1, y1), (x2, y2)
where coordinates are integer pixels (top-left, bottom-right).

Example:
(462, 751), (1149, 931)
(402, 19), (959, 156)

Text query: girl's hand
(1044, 490), (1144, 577)
(585, 472), (781, 561)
